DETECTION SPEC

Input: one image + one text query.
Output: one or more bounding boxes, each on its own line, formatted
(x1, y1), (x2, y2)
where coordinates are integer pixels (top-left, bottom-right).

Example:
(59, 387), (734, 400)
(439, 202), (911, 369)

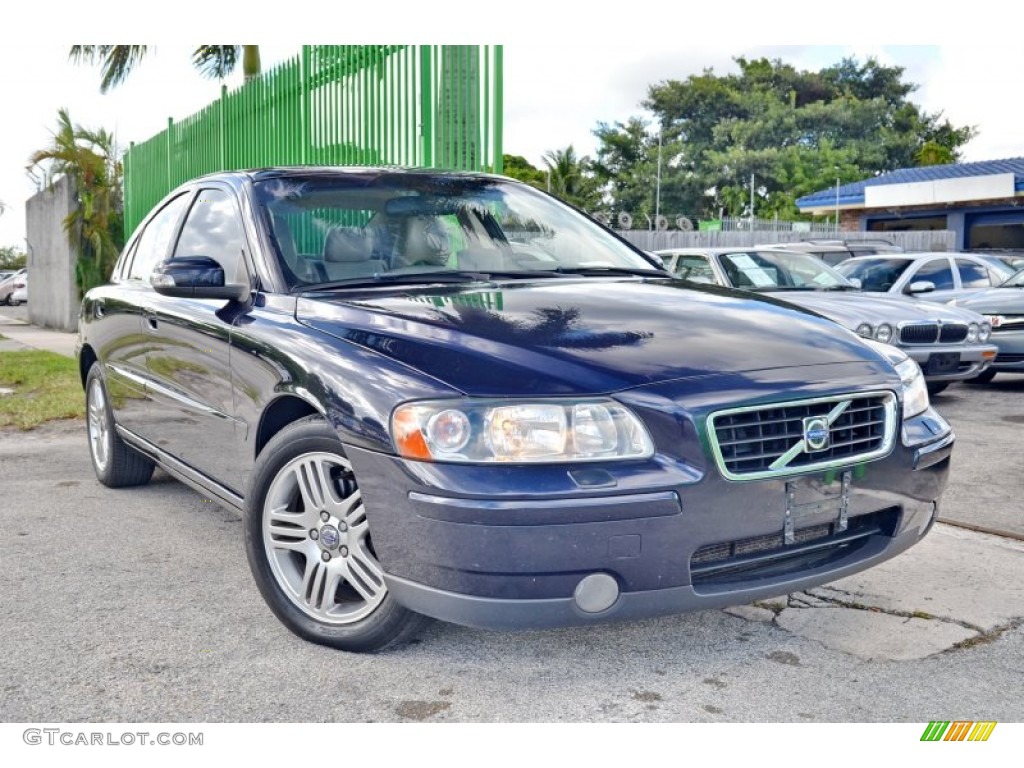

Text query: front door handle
(143, 309), (159, 332)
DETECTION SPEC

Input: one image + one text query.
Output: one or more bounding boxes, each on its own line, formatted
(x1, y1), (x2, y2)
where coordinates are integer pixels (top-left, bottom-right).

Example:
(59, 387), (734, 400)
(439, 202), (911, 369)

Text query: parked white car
(10, 274), (28, 305)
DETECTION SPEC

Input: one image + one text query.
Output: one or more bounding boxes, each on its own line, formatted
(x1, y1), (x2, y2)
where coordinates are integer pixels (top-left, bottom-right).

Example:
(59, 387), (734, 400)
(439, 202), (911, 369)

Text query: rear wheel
(244, 416), (427, 652)
(85, 364), (155, 487)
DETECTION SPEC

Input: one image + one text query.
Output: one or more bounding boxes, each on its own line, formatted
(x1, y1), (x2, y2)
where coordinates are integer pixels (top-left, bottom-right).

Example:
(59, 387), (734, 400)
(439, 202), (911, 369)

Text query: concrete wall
(25, 176), (79, 332)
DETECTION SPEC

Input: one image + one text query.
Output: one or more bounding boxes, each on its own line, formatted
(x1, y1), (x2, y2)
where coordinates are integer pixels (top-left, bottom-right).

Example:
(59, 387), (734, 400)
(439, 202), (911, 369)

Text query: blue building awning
(797, 157), (1024, 212)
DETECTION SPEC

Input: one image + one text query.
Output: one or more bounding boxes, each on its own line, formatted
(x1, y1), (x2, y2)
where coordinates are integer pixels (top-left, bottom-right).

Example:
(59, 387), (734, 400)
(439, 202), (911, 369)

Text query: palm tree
(69, 45), (262, 93)
(542, 145), (600, 211)
(27, 108), (123, 293)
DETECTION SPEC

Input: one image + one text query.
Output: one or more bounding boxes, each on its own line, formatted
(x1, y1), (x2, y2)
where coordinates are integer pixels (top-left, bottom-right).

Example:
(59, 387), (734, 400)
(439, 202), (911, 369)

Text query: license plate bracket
(926, 352), (960, 375)
(784, 471), (851, 544)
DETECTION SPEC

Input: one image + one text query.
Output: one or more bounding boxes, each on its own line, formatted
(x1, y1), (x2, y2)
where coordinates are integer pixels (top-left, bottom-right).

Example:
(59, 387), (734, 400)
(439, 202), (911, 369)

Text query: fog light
(574, 573), (620, 614)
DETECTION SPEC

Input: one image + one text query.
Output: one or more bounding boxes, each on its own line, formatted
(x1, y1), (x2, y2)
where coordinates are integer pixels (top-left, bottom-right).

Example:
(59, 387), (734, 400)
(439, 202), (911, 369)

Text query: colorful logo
(921, 721), (997, 741)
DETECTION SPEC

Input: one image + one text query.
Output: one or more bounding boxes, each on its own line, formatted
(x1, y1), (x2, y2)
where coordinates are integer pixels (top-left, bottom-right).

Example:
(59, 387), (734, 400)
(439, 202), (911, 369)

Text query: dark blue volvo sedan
(77, 168), (955, 651)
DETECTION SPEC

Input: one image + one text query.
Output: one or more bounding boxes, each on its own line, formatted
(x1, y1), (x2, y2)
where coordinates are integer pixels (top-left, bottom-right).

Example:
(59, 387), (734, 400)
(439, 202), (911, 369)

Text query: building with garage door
(796, 157), (1024, 252)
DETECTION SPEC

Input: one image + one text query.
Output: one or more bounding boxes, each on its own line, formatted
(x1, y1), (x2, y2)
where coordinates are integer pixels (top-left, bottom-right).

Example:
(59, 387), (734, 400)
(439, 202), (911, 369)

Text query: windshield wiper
(822, 284), (859, 291)
(295, 269), (573, 292)
(552, 266), (672, 278)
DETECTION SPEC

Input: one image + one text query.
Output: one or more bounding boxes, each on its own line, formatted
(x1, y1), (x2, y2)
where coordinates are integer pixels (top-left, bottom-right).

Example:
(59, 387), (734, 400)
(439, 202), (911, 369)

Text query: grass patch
(0, 349), (84, 429)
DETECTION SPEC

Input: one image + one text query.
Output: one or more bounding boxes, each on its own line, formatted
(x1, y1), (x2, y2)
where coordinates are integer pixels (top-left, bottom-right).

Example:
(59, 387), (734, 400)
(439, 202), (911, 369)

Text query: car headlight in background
(966, 322), (979, 343)
(392, 399), (655, 463)
(981, 317), (999, 336)
(856, 323), (873, 339)
(859, 338), (930, 419)
(874, 323), (893, 344)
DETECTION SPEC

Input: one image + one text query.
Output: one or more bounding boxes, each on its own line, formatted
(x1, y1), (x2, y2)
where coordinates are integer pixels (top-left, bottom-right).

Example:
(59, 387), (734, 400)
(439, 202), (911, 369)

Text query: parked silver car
(836, 252), (1015, 303)
(656, 248), (997, 393)
(951, 268), (1024, 382)
(0, 268), (27, 305)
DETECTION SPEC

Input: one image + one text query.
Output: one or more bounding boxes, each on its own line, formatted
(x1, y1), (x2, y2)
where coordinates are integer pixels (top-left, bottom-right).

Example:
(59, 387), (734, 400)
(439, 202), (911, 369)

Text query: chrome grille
(899, 324), (938, 344)
(939, 324), (968, 343)
(899, 323), (969, 344)
(708, 392), (896, 481)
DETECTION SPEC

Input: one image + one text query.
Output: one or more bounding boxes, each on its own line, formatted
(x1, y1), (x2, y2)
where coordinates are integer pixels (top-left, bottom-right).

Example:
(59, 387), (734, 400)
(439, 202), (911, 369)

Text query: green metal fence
(123, 44), (503, 237)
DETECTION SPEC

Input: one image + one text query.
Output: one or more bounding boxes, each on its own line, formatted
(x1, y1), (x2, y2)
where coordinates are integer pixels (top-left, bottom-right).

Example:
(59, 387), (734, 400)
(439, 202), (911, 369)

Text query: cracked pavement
(1, 373), (1022, 721)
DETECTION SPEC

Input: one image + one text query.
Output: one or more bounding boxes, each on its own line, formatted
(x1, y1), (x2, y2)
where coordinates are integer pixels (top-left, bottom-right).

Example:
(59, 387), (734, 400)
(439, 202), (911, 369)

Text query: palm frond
(192, 45), (239, 80)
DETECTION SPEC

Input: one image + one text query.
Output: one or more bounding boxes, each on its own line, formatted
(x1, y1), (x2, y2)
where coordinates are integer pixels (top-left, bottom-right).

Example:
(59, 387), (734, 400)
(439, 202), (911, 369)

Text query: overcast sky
(0, 5), (1019, 249)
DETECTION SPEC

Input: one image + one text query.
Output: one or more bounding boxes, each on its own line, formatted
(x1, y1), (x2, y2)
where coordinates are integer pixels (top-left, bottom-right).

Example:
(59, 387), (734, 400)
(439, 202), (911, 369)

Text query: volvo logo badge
(803, 417), (831, 452)
(319, 525), (341, 549)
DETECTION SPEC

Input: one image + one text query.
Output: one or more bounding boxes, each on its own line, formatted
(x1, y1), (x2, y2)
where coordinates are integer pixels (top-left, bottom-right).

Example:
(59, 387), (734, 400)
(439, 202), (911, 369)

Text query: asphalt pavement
(1, 305), (1022, 721)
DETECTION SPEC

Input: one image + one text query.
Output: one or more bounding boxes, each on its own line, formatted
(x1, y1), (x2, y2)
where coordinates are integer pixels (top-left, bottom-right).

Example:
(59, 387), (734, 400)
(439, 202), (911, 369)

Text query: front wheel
(972, 369), (997, 384)
(926, 382), (949, 396)
(244, 416), (427, 652)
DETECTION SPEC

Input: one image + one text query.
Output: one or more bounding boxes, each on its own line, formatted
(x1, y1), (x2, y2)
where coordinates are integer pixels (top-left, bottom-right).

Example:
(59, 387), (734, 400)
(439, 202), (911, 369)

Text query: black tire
(244, 415), (428, 652)
(926, 382), (949, 396)
(85, 364), (155, 488)
(972, 369), (997, 384)
(9, 298), (20, 307)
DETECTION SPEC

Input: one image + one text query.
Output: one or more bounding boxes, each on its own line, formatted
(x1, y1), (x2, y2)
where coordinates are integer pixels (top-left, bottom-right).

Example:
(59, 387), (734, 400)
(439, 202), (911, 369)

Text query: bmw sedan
(78, 168), (955, 652)
(656, 247), (997, 394)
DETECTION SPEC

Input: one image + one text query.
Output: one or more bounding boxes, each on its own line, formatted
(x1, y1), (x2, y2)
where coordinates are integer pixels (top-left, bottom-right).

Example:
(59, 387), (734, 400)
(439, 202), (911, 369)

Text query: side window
(907, 259), (954, 291)
(128, 194), (189, 281)
(173, 188), (247, 267)
(676, 255), (717, 283)
(955, 259), (992, 289)
(114, 240), (138, 281)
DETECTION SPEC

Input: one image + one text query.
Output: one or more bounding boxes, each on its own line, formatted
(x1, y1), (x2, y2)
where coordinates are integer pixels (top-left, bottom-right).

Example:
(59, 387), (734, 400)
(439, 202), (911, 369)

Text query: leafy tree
(597, 56), (976, 220)
(501, 154), (547, 190)
(0, 246), (27, 270)
(27, 109), (124, 295)
(69, 45), (262, 93)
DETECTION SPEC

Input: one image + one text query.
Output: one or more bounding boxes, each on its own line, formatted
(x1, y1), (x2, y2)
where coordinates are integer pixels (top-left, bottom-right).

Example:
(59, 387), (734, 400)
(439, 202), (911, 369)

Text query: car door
(902, 256), (958, 303)
(100, 194), (191, 436)
(139, 186), (252, 493)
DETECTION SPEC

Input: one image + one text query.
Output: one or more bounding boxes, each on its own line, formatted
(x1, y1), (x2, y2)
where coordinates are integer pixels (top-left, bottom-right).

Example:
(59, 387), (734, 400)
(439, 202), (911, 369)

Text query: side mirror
(847, 277), (862, 289)
(152, 256), (249, 301)
(907, 280), (936, 294)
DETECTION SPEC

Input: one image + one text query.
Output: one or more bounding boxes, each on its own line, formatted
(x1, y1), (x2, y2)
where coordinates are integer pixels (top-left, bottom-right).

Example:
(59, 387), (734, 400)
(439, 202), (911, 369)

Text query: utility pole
(655, 129), (663, 222)
(750, 173), (755, 229)
(834, 176), (841, 232)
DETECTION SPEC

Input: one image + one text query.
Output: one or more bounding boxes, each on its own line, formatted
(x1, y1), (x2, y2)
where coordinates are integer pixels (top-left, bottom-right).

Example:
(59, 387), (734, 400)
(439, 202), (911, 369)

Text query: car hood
(296, 279), (889, 396)
(955, 288), (1024, 314)
(765, 290), (984, 329)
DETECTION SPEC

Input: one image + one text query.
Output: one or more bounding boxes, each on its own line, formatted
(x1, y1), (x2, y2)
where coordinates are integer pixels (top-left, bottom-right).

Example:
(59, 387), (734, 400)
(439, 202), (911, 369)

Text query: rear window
(837, 258), (912, 292)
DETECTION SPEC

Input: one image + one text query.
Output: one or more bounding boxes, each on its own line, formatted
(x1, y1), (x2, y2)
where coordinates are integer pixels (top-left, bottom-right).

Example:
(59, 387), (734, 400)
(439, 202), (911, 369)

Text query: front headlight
(894, 358), (929, 419)
(392, 398), (655, 463)
(966, 322), (979, 343)
(860, 338), (929, 419)
(874, 323), (893, 344)
(979, 321), (993, 342)
(856, 323), (874, 338)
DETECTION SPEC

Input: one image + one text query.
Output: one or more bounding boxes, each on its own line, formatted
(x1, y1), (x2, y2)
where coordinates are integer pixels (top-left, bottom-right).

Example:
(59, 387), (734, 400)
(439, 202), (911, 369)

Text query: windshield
(716, 250), (853, 290)
(835, 257), (913, 291)
(253, 173), (660, 289)
(1002, 268), (1024, 288)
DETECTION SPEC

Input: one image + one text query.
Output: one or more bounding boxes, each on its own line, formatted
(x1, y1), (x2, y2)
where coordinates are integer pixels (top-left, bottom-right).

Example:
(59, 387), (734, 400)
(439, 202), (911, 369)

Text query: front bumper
(988, 329), (1024, 372)
(347, 407), (954, 631)
(902, 343), (997, 382)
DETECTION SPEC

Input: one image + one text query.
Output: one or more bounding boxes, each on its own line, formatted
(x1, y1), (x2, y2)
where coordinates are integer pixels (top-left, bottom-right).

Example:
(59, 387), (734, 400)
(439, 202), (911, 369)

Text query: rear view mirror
(847, 278), (862, 289)
(908, 280), (936, 294)
(152, 255), (249, 301)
